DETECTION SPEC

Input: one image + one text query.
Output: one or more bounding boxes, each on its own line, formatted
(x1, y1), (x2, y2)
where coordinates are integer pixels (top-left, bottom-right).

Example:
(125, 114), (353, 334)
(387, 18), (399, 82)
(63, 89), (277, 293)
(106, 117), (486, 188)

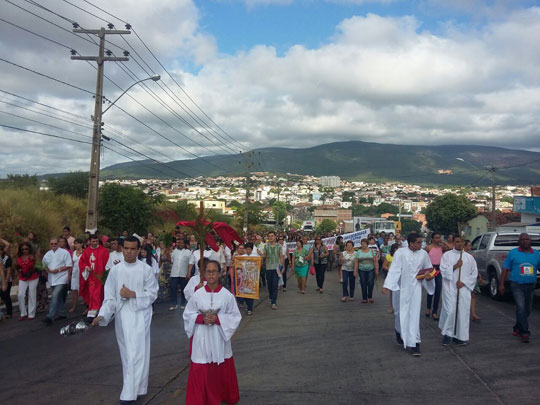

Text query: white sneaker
(169, 305), (178, 311)
(271, 304), (277, 310)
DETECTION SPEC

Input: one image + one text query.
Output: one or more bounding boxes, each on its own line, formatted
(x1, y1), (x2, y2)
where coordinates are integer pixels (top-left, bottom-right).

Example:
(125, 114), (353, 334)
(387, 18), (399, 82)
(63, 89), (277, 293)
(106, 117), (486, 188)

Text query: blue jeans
(359, 269), (375, 300)
(170, 276), (188, 306)
(510, 282), (535, 335)
(47, 284), (68, 319)
(266, 269), (279, 305)
(426, 266), (442, 314)
(342, 270), (355, 298)
(314, 263), (327, 289)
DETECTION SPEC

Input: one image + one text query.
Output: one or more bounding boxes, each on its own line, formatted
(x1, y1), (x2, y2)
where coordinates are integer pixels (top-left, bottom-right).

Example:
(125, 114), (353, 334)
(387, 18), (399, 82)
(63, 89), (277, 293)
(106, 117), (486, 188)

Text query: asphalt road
(2, 272), (540, 405)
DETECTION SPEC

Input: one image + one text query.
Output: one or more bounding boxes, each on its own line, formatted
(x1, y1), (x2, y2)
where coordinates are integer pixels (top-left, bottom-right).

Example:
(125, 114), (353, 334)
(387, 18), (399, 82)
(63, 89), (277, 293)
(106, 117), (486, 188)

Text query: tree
(47, 171), (88, 198)
(317, 219), (337, 234)
(234, 202), (265, 228)
(0, 173), (38, 189)
(342, 191), (355, 202)
(272, 201), (287, 226)
(389, 217), (421, 235)
(98, 184), (154, 235)
(175, 200), (197, 221)
(425, 193), (477, 235)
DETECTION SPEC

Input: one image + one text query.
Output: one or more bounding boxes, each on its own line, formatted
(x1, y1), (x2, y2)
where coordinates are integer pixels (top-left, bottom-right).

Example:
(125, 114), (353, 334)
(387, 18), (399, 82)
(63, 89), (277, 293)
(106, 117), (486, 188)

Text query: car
(469, 232), (540, 300)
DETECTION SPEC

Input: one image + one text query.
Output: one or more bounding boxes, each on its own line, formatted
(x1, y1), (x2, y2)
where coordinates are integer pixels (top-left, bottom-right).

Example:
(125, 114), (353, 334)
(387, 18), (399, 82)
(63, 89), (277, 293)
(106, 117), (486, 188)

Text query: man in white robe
(183, 260), (242, 404)
(439, 236), (478, 346)
(93, 236), (158, 404)
(383, 233), (435, 356)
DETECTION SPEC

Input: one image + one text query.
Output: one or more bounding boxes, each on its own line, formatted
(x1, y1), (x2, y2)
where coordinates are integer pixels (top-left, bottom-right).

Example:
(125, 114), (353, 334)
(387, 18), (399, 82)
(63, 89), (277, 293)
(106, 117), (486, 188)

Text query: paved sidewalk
(1, 272), (540, 404)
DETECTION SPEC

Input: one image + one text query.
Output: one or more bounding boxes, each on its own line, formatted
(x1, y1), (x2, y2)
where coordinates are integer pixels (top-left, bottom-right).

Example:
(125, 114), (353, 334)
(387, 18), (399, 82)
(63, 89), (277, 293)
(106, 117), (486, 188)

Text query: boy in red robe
(79, 234), (109, 322)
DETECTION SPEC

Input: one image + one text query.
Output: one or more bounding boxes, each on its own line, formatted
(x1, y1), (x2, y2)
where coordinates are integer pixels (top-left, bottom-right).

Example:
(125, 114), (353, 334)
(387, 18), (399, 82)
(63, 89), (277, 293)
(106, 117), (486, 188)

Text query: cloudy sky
(1, 0), (540, 177)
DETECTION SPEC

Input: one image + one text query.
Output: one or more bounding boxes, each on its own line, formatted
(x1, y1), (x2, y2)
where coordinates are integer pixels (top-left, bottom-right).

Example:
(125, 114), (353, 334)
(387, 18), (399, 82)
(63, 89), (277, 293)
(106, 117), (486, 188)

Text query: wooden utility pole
(71, 26), (130, 233)
(243, 151), (254, 233)
(490, 166), (497, 232)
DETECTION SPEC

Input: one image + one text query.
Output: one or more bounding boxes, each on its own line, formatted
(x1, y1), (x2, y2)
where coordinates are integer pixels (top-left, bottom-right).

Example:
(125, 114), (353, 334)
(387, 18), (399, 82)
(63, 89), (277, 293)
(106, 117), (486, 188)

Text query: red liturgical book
(416, 268), (440, 280)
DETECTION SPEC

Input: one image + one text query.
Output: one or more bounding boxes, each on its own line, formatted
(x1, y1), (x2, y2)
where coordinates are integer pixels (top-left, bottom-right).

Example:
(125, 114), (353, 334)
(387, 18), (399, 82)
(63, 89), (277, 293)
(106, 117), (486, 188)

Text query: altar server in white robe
(93, 236), (158, 404)
(383, 233), (435, 356)
(183, 260), (241, 405)
(184, 258), (208, 302)
(439, 236), (478, 346)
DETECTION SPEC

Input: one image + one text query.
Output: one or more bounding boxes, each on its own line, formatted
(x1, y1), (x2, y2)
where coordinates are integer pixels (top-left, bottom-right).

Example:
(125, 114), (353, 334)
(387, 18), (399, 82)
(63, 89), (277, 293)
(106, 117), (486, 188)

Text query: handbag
(309, 265), (315, 275)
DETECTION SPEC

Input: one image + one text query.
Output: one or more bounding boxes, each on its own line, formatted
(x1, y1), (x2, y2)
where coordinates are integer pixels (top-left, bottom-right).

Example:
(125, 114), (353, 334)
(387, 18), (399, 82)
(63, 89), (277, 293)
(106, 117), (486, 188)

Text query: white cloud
(2, 1), (540, 177)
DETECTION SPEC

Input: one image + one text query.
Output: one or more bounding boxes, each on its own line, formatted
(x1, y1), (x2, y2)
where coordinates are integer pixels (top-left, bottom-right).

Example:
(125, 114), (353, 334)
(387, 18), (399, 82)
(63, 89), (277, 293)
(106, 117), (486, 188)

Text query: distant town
(99, 173), (539, 239)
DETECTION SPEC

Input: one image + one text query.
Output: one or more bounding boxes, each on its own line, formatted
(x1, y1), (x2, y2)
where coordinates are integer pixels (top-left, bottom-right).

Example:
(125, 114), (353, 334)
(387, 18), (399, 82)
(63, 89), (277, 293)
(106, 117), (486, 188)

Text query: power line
(0, 17), (72, 50)
(0, 97), (93, 130)
(0, 123), (92, 145)
(0, 57), (95, 95)
(77, 0), (251, 151)
(0, 109), (92, 140)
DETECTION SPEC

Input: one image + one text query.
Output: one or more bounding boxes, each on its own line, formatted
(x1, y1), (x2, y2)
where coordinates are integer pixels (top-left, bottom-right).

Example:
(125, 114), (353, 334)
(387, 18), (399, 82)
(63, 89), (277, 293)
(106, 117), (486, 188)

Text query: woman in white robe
(438, 237), (478, 344)
(93, 238), (158, 403)
(183, 260), (241, 404)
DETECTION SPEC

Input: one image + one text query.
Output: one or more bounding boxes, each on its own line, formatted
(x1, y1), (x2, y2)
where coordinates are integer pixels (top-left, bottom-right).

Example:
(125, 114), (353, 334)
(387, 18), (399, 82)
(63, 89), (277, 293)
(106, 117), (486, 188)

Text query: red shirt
(17, 256), (39, 281)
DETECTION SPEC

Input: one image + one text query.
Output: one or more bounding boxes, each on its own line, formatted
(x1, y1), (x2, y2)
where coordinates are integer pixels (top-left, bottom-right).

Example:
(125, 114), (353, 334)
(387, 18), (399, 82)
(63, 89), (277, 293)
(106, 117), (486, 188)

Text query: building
(463, 214), (489, 240)
(313, 208), (352, 224)
(513, 196), (540, 224)
(188, 200), (226, 213)
(319, 176), (340, 188)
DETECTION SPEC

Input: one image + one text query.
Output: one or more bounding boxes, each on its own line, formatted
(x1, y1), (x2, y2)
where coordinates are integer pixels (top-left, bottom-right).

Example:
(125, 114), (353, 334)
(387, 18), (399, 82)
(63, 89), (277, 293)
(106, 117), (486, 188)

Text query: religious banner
(233, 256), (262, 300)
(286, 229), (371, 253)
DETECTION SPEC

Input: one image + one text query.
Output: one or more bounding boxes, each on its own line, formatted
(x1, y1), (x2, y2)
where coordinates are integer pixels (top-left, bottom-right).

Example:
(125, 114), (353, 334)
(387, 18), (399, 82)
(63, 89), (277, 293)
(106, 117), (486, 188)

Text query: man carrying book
(383, 233), (435, 357)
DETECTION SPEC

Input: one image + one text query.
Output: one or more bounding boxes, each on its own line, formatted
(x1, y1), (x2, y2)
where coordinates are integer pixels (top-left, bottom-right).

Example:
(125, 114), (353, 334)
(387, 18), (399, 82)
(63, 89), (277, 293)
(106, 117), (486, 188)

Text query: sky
(1, 0), (540, 177)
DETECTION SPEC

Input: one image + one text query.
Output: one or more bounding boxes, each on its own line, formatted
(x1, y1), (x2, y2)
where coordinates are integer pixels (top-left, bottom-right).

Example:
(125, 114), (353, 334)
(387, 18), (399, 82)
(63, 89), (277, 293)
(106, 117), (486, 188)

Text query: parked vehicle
(469, 232), (540, 300)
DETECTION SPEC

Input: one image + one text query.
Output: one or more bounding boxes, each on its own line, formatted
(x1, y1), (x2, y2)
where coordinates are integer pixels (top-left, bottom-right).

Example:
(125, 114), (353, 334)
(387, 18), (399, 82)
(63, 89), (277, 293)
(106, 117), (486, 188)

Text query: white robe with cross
(97, 260), (158, 401)
(438, 249), (478, 341)
(384, 247), (435, 348)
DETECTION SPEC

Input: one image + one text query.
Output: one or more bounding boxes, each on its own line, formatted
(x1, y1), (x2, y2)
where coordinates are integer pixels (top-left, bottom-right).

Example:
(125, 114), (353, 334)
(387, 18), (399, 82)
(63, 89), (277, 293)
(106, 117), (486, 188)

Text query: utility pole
(490, 166), (497, 232)
(275, 188), (281, 231)
(243, 151), (254, 233)
(71, 25), (130, 233)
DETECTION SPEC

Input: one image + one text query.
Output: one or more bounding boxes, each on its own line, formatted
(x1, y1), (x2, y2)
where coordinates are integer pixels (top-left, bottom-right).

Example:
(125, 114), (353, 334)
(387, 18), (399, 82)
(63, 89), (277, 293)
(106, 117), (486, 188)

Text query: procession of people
(0, 226), (538, 404)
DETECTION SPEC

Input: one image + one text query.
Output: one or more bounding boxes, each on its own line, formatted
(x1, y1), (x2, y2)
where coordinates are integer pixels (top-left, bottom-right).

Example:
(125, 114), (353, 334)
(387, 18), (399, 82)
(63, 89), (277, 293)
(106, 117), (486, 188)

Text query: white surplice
(383, 247), (435, 348)
(97, 260), (158, 401)
(438, 249), (478, 341)
(183, 285), (241, 364)
(184, 274), (207, 302)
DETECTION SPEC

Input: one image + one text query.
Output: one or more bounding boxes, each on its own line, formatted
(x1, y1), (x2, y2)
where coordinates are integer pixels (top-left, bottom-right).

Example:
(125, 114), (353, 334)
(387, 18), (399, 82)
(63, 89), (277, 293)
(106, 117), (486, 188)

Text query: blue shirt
(503, 247), (540, 284)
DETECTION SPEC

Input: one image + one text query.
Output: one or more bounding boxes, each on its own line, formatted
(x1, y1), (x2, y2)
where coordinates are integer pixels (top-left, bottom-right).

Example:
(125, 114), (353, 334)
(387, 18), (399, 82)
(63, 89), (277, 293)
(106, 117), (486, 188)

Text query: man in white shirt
(106, 238), (124, 270)
(188, 247), (220, 276)
(42, 237), (73, 325)
(170, 238), (192, 310)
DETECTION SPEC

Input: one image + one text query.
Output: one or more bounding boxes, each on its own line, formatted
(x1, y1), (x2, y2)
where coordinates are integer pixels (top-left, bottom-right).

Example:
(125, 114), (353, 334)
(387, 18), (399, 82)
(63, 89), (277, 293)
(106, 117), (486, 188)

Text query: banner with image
(233, 256), (262, 300)
(286, 229), (370, 253)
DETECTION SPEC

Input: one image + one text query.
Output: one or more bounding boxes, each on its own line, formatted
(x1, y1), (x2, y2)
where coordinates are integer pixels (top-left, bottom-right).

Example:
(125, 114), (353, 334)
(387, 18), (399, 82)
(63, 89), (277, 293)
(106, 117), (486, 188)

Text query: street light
(456, 157), (497, 232)
(85, 74), (161, 233)
(102, 74), (160, 115)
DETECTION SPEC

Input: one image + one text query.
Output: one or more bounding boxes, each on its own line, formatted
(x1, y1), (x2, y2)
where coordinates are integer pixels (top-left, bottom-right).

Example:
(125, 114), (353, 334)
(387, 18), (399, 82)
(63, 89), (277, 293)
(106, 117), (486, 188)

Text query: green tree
(98, 184), (154, 235)
(0, 173), (38, 189)
(272, 201), (287, 226)
(317, 219), (337, 234)
(389, 217), (421, 234)
(47, 171), (88, 198)
(425, 193), (477, 235)
(234, 202), (265, 228)
(175, 200), (197, 221)
(342, 191), (355, 202)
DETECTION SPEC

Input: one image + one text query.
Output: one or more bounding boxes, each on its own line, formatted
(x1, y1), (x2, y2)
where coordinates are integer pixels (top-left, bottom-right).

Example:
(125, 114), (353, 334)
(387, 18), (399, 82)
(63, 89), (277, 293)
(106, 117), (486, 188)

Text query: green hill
(97, 140), (540, 185)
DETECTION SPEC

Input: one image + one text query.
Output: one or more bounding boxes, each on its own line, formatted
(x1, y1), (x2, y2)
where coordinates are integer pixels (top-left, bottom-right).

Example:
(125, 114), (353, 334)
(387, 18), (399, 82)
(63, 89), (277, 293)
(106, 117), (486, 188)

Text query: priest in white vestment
(183, 260), (242, 404)
(439, 236), (478, 346)
(93, 236), (158, 404)
(383, 233), (435, 356)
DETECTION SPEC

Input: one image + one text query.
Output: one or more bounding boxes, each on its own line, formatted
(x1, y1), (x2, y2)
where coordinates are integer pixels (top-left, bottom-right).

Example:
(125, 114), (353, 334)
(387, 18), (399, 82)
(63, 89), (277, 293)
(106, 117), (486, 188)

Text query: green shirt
(356, 249), (375, 271)
(263, 243), (281, 270)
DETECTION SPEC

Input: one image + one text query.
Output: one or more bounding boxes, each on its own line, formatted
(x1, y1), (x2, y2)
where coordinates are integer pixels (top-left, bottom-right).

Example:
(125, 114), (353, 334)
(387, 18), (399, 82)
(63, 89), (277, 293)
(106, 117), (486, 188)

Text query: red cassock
(78, 245), (109, 315)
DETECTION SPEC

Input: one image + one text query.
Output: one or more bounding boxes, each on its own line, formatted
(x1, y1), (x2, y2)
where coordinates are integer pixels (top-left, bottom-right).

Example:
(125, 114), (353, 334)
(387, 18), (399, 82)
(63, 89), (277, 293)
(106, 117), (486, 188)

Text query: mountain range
(95, 140), (540, 185)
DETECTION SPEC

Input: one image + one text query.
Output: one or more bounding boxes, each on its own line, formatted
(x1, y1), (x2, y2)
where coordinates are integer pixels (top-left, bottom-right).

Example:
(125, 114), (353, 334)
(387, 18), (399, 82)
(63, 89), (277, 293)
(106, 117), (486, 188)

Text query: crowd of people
(0, 225), (538, 403)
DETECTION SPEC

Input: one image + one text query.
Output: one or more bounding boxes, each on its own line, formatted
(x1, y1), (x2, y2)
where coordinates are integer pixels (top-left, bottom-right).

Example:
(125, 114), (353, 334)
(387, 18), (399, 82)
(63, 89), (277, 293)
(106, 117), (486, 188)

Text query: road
(1, 272), (540, 404)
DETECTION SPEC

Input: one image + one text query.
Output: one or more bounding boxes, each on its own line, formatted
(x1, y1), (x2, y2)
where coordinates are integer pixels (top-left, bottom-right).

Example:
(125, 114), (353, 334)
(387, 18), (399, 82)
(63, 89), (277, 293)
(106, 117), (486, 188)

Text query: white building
(319, 176), (340, 188)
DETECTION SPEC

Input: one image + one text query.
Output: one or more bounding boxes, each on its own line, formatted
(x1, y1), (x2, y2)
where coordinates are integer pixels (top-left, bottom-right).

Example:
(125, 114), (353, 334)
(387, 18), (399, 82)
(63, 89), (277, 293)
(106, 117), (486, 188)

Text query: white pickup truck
(469, 232), (540, 300)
